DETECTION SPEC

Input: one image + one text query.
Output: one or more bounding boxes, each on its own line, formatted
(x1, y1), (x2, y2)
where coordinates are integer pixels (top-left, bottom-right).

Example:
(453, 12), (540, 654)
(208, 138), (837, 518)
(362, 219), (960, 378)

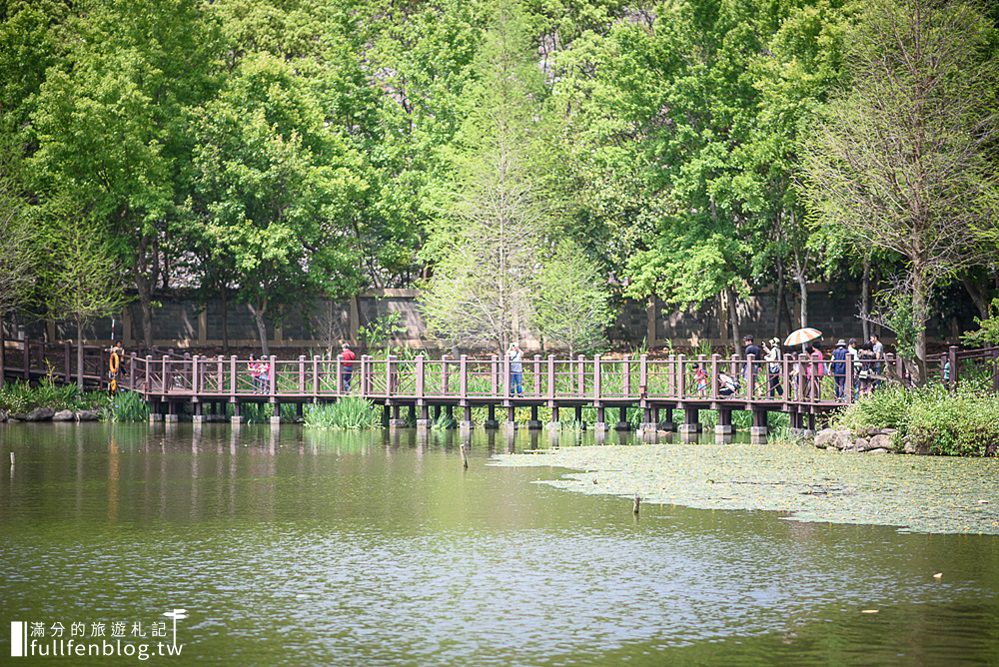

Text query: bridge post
(23, 337), (30, 380)
(415, 355), (430, 429)
(490, 355), (498, 396)
(528, 405), (541, 430)
(659, 406), (676, 432)
(751, 409), (768, 444)
(677, 354), (686, 399)
(615, 406), (630, 431)
(577, 355), (585, 396)
(715, 408), (733, 437)
(484, 404), (499, 430)
(548, 404), (560, 434)
(505, 405), (516, 431)
(533, 355), (541, 397)
(680, 407), (700, 442)
(298, 355), (306, 395)
(445, 404), (455, 428)
(574, 404), (585, 429)
(312, 355), (320, 400)
(442, 354), (449, 395)
(128, 352), (135, 391)
(461, 405), (473, 432)
(269, 356), (280, 426)
(948, 345), (959, 391)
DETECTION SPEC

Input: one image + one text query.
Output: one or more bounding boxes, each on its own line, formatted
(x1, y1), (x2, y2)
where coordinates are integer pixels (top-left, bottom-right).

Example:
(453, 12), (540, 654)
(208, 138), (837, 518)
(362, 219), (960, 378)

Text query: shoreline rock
(52, 409), (75, 422)
(813, 427), (914, 454)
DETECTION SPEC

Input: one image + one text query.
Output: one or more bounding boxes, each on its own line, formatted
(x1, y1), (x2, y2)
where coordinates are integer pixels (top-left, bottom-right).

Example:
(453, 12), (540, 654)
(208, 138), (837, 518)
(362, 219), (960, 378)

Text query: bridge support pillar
(445, 405), (455, 428)
(388, 403), (406, 428)
(658, 407), (676, 432)
(593, 406), (608, 435)
(714, 408), (733, 436)
(574, 405), (586, 430)
(484, 404), (499, 430)
(505, 406), (517, 430)
(680, 408), (701, 442)
(416, 404), (431, 429)
(751, 409), (768, 444)
(615, 406), (631, 431)
(548, 405), (560, 434)
(230, 401), (244, 425)
(164, 403), (179, 423)
(527, 405), (542, 430)
(459, 405), (473, 432)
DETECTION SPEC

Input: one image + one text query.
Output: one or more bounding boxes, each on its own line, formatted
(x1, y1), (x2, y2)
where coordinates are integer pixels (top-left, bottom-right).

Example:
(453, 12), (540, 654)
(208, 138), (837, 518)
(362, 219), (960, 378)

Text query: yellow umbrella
(784, 327), (822, 347)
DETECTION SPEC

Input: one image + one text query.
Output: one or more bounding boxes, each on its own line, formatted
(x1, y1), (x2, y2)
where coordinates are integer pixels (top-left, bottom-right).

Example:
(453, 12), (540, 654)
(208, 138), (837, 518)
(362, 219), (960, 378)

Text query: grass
(303, 397), (379, 429)
(106, 391), (149, 422)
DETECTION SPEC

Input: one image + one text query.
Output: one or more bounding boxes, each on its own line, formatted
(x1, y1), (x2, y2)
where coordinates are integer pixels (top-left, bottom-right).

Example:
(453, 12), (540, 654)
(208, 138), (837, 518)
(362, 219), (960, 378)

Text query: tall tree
(804, 0), (999, 381)
(43, 209), (128, 389)
(419, 2), (547, 352)
(28, 0), (219, 350)
(191, 53), (366, 355)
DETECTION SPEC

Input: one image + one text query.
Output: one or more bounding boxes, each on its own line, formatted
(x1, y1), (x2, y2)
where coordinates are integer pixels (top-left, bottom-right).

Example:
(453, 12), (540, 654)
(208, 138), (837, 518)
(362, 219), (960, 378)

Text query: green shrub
(0, 379), (107, 415)
(304, 397), (378, 429)
(830, 384), (922, 434)
(831, 384), (998, 456)
(907, 389), (999, 456)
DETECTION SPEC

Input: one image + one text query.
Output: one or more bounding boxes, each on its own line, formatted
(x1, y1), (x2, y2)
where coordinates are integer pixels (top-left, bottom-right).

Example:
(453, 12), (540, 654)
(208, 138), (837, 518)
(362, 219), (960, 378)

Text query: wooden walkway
(2, 338), (944, 440)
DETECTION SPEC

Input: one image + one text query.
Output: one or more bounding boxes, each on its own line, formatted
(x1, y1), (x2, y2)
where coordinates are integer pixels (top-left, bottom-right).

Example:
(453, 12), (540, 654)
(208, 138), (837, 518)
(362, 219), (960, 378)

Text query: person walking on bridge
(338, 342), (356, 392)
(507, 342), (524, 396)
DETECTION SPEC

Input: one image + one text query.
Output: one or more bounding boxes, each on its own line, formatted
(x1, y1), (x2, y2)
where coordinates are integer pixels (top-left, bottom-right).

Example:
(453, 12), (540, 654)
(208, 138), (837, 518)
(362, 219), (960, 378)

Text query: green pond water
(1, 423), (997, 665)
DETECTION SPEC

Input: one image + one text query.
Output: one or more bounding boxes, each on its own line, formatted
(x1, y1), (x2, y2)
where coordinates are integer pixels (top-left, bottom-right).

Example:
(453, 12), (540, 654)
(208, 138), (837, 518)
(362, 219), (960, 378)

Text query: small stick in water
(633, 494), (641, 515)
(9, 452), (13, 465)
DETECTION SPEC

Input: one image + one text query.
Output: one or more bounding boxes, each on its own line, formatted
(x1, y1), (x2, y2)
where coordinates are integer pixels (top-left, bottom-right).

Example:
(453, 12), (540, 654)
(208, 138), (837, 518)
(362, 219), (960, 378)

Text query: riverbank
(493, 443), (999, 534)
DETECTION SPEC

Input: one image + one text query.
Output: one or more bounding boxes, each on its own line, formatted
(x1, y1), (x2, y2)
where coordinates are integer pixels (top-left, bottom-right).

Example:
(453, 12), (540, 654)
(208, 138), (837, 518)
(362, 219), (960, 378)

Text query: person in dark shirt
(743, 335), (762, 394)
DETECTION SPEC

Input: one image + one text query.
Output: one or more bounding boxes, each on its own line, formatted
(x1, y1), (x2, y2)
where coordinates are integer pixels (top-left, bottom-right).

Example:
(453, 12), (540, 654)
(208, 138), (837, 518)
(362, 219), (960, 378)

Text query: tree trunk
(220, 288), (230, 354)
(773, 261), (785, 338)
(727, 285), (741, 354)
(861, 255), (871, 340)
(133, 276), (154, 351)
(76, 318), (84, 391)
(962, 276), (989, 320)
(248, 300), (269, 356)
(911, 269), (928, 385)
(797, 276), (808, 328)
(0, 310), (6, 389)
(717, 292), (729, 347)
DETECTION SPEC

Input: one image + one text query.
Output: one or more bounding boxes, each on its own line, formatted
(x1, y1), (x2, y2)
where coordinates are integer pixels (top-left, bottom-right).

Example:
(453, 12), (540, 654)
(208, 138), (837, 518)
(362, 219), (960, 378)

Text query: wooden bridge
(6, 337), (978, 442)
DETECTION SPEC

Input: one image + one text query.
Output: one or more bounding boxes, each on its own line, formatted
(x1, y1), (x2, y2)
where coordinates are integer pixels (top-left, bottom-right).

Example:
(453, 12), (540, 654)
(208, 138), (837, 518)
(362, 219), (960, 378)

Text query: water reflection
(0, 423), (997, 666)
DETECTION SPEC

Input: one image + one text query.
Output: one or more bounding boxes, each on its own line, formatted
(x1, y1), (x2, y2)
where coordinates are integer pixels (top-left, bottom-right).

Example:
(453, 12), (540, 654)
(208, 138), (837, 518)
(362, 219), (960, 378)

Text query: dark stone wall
(5, 284), (971, 352)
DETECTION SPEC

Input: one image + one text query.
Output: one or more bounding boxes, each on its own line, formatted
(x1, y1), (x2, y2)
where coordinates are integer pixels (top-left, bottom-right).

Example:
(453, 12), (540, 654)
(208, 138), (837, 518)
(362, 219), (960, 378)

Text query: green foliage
(0, 379), (106, 415)
(907, 389), (999, 457)
(830, 384), (915, 433)
(106, 391), (149, 423)
(358, 310), (407, 355)
(963, 298), (999, 347)
(831, 383), (999, 456)
(304, 397), (379, 429)
(533, 241), (613, 355)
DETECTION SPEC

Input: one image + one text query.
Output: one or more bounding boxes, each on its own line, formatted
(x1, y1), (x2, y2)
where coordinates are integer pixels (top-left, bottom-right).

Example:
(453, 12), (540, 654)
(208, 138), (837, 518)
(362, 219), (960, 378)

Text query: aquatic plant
(0, 379), (105, 414)
(304, 398), (378, 429)
(106, 391), (149, 422)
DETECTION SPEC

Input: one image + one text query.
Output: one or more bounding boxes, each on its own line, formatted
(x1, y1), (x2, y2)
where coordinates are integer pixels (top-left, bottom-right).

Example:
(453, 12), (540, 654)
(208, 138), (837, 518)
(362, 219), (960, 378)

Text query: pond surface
(1, 423), (997, 665)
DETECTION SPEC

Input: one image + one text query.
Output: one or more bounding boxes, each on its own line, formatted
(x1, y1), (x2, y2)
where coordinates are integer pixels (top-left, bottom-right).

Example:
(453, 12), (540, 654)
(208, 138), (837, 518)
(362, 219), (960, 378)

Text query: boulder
(52, 409), (75, 422)
(864, 434), (894, 452)
(815, 428), (853, 450)
(845, 437), (869, 452)
(903, 437), (931, 455)
(0, 409), (7, 422)
(75, 409), (101, 422)
(868, 448), (890, 454)
(23, 407), (54, 422)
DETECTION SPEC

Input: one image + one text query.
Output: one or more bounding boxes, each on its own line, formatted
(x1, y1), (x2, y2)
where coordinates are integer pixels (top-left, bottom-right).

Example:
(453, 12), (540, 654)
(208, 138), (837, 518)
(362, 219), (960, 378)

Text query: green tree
(28, 0), (219, 350)
(419, 2), (547, 353)
(43, 210), (128, 389)
(804, 0), (999, 381)
(191, 53), (366, 355)
(533, 241), (612, 355)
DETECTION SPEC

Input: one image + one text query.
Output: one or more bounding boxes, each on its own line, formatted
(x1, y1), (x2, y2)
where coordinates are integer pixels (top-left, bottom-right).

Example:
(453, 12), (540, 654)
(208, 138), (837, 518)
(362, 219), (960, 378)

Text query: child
(695, 363), (708, 397)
